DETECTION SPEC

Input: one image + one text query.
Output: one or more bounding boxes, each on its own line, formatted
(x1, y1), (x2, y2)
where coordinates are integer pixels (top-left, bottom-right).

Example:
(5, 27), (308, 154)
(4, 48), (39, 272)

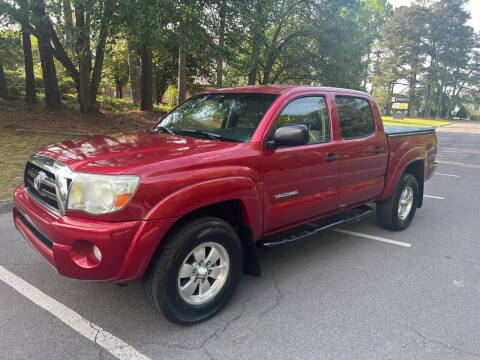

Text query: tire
(143, 216), (243, 325)
(376, 173), (419, 231)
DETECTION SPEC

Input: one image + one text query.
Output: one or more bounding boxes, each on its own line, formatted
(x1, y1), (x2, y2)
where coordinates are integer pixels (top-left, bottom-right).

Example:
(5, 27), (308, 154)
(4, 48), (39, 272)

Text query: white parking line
(334, 229), (412, 247)
(0, 265), (151, 360)
(435, 173), (460, 178)
(424, 195), (445, 200)
(437, 160), (480, 169)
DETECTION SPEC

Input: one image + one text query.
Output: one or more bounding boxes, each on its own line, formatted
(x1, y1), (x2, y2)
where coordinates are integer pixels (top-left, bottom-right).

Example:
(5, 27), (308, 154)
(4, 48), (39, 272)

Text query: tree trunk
(0, 60), (8, 99)
(155, 68), (169, 105)
(140, 44), (153, 111)
(407, 72), (417, 117)
(177, 20), (187, 104)
(158, 83), (168, 105)
(424, 56), (436, 119)
(386, 81), (394, 116)
(89, 0), (112, 102)
(248, 35), (259, 85)
(62, 0), (75, 54)
(152, 72), (159, 105)
(445, 86), (457, 119)
(32, 0), (61, 107)
(248, 3), (264, 86)
(362, 52), (371, 90)
(424, 84), (432, 118)
(435, 86), (445, 119)
(128, 39), (140, 103)
(22, 28), (37, 103)
(446, 73), (470, 119)
(114, 76), (123, 98)
(75, 3), (94, 112)
(37, 36), (61, 107)
(216, 5), (225, 88)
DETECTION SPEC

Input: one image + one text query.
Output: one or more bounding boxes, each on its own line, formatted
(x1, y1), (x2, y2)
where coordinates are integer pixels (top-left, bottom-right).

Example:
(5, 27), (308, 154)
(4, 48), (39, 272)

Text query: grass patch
(382, 116), (452, 127)
(0, 133), (80, 200)
(4, 122), (27, 130)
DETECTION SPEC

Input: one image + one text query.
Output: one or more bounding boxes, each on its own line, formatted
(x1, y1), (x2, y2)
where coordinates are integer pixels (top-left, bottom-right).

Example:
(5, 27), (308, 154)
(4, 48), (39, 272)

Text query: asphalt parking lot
(1, 123), (479, 360)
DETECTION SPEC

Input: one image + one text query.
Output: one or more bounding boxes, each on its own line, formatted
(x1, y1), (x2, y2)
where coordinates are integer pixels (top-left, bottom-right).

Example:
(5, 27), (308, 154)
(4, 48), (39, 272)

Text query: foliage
(456, 105), (469, 120)
(0, 30), (23, 70)
(0, 0), (478, 116)
(374, 0), (479, 118)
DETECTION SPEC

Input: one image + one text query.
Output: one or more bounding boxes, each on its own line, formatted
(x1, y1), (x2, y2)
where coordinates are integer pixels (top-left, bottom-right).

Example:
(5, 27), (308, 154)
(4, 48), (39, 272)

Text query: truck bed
(384, 125), (435, 137)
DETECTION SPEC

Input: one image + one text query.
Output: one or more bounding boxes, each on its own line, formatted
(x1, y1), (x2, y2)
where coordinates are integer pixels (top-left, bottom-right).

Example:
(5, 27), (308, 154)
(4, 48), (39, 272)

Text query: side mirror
(270, 124), (309, 148)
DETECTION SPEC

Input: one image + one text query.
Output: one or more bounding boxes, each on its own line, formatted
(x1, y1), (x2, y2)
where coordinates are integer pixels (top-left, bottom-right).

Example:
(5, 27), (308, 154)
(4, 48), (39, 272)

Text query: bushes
(5, 70), (26, 96)
(58, 78), (76, 95)
(5, 70), (74, 98)
(456, 106), (469, 120)
(164, 85), (178, 106)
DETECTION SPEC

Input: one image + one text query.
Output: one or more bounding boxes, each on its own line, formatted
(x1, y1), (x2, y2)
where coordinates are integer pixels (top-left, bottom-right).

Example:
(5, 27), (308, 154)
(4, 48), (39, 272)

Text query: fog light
(70, 240), (102, 268)
(93, 245), (102, 262)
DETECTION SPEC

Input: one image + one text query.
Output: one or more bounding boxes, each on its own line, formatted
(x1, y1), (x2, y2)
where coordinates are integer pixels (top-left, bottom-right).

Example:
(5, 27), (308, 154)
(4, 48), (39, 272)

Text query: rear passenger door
(334, 96), (388, 208)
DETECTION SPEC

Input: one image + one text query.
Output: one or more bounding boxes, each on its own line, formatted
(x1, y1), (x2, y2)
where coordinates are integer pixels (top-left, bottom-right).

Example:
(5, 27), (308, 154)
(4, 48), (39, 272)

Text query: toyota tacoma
(13, 85), (437, 324)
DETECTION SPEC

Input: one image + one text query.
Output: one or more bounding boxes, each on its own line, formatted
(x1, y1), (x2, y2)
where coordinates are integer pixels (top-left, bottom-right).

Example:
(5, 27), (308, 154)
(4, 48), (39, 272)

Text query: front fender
(144, 176), (263, 239)
(379, 146), (426, 201)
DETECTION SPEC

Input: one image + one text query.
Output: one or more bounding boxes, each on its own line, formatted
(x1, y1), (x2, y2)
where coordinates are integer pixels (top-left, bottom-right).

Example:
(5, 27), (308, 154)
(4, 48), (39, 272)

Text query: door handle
(325, 154), (340, 162)
(373, 147), (385, 154)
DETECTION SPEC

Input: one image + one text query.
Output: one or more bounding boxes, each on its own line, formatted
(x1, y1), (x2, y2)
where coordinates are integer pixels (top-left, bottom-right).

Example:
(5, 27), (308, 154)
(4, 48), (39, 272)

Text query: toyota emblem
(33, 171), (47, 191)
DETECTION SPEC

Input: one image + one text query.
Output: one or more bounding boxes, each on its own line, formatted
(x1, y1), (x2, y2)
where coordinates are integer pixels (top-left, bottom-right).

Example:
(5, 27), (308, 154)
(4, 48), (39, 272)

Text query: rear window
(335, 96), (375, 139)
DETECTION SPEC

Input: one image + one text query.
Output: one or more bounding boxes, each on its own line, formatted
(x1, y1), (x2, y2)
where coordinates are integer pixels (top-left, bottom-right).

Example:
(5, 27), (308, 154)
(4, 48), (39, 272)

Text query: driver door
(262, 94), (341, 232)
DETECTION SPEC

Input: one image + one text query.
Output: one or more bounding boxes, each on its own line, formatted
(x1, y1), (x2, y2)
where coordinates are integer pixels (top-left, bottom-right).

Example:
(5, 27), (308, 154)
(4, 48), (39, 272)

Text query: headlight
(67, 173), (139, 214)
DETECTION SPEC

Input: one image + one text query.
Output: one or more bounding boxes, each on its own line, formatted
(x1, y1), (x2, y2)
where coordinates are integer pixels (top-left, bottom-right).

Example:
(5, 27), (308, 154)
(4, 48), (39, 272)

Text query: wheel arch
(379, 146), (426, 203)
(146, 199), (261, 279)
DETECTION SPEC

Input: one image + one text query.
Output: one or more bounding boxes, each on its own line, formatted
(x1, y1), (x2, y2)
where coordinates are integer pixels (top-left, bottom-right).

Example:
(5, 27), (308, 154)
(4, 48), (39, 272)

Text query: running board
(258, 205), (374, 248)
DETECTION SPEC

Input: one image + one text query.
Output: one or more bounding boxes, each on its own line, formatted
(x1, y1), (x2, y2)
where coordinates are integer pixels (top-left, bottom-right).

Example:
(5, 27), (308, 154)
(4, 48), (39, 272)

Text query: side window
(335, 96), (376, 139)
(271, 96), (330, 144)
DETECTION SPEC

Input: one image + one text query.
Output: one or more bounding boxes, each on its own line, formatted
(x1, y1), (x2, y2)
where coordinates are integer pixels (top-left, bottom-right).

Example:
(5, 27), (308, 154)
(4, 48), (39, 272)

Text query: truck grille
(24, 162), (59, 210)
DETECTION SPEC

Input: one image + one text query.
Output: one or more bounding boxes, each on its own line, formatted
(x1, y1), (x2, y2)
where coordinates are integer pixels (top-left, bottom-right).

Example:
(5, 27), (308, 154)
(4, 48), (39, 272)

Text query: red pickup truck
(13, 85), (437, 324)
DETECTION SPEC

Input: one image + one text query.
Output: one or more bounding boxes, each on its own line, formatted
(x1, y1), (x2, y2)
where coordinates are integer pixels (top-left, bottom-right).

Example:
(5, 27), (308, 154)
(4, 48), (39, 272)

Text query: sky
(388, 0), (480, 32)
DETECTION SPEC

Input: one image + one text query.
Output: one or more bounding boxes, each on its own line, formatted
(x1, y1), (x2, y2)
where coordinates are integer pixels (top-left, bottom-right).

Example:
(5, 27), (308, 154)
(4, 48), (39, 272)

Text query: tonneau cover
(384, 125), (435, 137)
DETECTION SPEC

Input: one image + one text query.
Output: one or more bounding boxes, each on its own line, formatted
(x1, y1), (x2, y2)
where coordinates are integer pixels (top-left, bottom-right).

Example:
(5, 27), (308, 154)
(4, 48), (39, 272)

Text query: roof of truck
(207, 85), (371, 97)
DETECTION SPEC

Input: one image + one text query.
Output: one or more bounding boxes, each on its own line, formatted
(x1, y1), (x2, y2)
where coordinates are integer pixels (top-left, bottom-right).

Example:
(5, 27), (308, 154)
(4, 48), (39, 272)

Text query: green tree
(103, 39), (129, 98)
(456, 105), (468, 119)
(380, 5), (427, 116)
(0, 31), (23, 99)
(423, 0), (474, 118)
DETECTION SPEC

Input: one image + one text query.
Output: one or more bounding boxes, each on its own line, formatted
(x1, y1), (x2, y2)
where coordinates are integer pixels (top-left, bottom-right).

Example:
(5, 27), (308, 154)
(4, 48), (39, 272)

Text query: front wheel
(143, 217), (243, 325)
(376, 173), (419, 231)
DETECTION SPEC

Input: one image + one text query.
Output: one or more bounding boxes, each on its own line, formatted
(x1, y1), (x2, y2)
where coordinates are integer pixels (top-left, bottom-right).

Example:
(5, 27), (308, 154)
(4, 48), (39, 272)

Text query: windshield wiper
(178, 129), (223, 141)
(176, 129), (241, 142)
(155, 126), (175, 135)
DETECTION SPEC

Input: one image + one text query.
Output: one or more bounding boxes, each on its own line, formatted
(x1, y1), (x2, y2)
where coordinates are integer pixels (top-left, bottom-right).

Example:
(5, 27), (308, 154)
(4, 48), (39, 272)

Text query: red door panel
(263, 143), (341, 231)
(337, 133), (387, 208)
(333, 96), (388, 208)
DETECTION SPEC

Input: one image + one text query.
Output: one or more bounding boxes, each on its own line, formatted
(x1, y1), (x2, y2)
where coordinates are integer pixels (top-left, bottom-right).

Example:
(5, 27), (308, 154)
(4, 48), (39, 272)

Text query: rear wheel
(143, 216), (243, 325)
(377, 173), (419, 231)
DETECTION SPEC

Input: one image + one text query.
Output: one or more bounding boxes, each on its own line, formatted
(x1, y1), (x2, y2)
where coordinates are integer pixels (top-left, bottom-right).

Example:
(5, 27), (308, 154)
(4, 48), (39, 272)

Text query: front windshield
(154, 93), (278, 142)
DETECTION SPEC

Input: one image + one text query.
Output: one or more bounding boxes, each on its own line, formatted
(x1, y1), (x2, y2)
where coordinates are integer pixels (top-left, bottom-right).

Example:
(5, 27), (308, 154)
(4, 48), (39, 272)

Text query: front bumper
(13, 185), (178, 282)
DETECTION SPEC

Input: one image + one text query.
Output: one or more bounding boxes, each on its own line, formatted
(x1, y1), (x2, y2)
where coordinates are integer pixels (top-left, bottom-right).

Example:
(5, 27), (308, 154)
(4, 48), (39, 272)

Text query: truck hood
(37, 131), (243, 174)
